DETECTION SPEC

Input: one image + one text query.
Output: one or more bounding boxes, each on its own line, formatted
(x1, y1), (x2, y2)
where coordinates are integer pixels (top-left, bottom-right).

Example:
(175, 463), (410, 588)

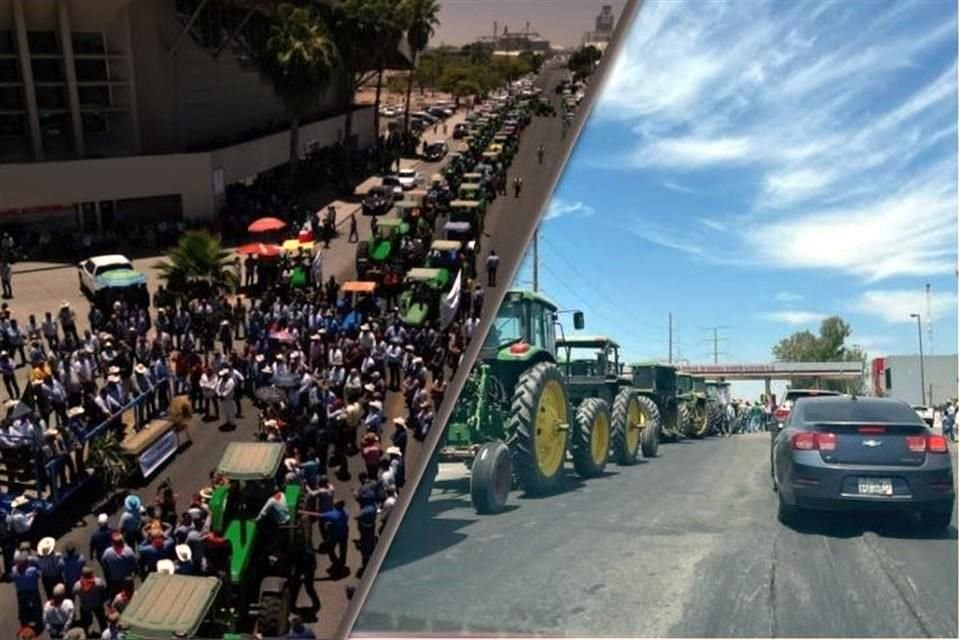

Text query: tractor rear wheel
(470, 441), (512, 514)
(637, 396), (661, 458)
(612, 388), (644, 465)
(678, 404), (692, 439)
(691, 404), (710, 438)
(258, 588), (291, 638)
(508, 362), (569, 494)
(572, 398), (611, 478)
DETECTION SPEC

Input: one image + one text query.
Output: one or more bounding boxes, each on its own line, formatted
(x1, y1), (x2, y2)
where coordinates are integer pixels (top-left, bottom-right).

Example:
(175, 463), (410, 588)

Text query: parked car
(427, 106), (453, 119)
(412, 111), (438, 125)
(422, 141), (448, 162)
(452, 123), (469, 139)
(362, 186), (395, 216)
(913, 405), (936, 427)
(79, 254), (137, 295)
(397, 168), (422, 190)
(381, 176), (404, 199)
(771, 395), (955, 530)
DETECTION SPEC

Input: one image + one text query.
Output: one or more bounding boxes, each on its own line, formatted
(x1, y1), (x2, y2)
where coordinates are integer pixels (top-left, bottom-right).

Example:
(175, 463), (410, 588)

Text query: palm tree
(154, 230), (238, 298)
(259, 3), (339, 176)
(366, 0), (407, 139)
(402, 0), (441, 134)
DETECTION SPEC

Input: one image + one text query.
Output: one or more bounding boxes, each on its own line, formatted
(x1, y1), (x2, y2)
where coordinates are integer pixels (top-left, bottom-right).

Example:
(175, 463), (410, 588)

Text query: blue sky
(513, 0), (958, 399)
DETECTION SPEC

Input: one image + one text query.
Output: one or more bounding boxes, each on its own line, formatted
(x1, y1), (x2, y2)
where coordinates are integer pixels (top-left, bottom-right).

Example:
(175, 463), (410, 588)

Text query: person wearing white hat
(36, 537), (65, 601)
(132, 362), (156, 425)
(173, 544), (196, 576)
(0, 349), (18, 400)
(391, 417), (408, 458)
(364, 400), (385, 436)
(155, 559), (175, 575)
(216, 368), (237, 429)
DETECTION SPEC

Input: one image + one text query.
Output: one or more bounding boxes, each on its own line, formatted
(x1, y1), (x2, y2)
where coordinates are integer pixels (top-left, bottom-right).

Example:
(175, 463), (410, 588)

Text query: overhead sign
(138, 428), (179, 478)
(681, 362), (863, 379)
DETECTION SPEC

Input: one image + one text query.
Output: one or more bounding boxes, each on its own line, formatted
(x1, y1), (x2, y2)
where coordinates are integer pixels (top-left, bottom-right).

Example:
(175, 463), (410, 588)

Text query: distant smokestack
(493, 21), (497, 40)
(525, 21), (530, 34)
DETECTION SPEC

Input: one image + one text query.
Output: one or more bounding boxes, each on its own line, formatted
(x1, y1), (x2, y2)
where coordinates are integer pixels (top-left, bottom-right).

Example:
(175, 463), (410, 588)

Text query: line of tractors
(436, 289), (735, 514)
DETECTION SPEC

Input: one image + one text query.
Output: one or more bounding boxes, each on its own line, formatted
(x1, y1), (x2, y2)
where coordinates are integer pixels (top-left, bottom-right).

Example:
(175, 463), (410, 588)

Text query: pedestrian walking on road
(1, 261), (12, 299)
(485, 250), (500, 287)
(944, 401), (956, 442)
(513, 176), (523, 198)
(348, 213), (359, 243)
(537, 144), (545, 164)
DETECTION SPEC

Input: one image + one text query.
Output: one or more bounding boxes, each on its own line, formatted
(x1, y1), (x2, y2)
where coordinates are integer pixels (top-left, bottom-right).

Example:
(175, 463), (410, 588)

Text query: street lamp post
(910, 313), (926, 406)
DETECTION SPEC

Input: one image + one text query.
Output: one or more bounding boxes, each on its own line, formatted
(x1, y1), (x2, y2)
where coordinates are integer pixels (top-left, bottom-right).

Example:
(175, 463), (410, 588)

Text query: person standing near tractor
(513, 176), (523, 198)
(348, 212), (359, 243)
(485, 250), (500, 287)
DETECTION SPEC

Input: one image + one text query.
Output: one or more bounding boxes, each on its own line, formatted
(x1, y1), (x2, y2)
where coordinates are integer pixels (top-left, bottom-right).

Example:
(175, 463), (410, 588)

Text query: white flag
(440, 269), (462, 329)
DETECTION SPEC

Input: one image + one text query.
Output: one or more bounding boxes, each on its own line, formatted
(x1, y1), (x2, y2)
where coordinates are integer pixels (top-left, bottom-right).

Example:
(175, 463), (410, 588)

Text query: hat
(220, 320), (230, 326)
(0, 350), (6, 357)
(218, 368), (229, 377)
(405, 345), (415, 352)
(386, 446), (401, 457)
(392, 417), (406, 427)
(255, 354), (265, 363)
(360, 323), (370, 331)
(66, 406), (85, 418)
(60, 301), (70, 308)
(11, 495), (30, 509)
(37, 537), (56, 556)
(175, 544), (192, 563)
(124, 495), (142, 512)
(107, 375), (121, 384)
(97, 513), (109, 526)
(363, 383), (375, 393)
(413, 357), (424, 364)
(263, 419), (278, 429)
(369, 400), (382, 411)
(108, 366), (120, 375)
(44, 428), (59, 438)
(134, 363), (148, 374)
(310, 333), (322, 340)
(262, 365), (274, 375)
(52, 583), (66, 597)
(156, 559), (175, 575)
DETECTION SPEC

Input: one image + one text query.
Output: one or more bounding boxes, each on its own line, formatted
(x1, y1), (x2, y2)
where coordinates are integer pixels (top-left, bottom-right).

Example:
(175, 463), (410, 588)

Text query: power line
(701, 326), (731, 364)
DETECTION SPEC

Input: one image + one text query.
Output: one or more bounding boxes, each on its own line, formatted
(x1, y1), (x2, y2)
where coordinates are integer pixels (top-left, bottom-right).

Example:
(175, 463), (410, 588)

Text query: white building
(0, 0), (376, 230)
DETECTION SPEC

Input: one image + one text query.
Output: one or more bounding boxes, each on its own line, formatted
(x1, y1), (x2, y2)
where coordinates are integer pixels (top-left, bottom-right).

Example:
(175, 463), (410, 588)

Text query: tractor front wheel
(677, 404), (692, 440)
(470, 441), (512, 514)
(611, 388), (643, 465)
(258, 588), (292, 638)
(572, 398), (611, 478)
(508, 362), (569, 494)
(637, 396), (661, 458)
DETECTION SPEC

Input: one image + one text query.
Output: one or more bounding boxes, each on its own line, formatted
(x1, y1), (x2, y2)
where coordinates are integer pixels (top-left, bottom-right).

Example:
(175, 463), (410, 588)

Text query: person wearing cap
(215, 367), (237, 429)
(200, 367), (218, 421)
(1, 349), (19, 399)
(88, 514), (112, 568)
(58, 303), (79, 344)
(363, 400), (385, 437)
(12, 549), (43, 627)
(73, 565), (107, 636)
(173, 544), (197, 576)
(42, 583), (74, 639)
(391, 417), (408, 459)
(100, 533), (136, 596)
(385, 340), (403, 391)
(119, 496), (142, 550)
(36, 537), (65, 601)
(132, 363), (156, 425)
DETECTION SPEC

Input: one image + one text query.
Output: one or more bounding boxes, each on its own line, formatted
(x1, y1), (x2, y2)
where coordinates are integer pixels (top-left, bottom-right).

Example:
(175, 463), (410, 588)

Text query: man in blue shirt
(99, 533), (136, 596)
(355, 503), (378, 579)
(88, 514), (112, 571)
(12, 552), (42, 627)
(317, 501), (349, 576)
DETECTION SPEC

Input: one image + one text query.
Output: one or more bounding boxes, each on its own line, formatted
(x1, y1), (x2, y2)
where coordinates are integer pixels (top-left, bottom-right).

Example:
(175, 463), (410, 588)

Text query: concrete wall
(885, 355), (959, 406)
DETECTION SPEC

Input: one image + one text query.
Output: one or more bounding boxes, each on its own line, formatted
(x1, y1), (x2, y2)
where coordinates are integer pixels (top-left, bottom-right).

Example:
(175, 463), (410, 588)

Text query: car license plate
(858, 478), (893, 496)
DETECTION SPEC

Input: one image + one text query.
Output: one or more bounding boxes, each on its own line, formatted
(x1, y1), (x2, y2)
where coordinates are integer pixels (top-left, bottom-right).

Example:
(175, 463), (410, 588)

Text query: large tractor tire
(612, 388), (644, 465)
(507, 362), (570, 494)
(258, 588), (292, 638)
(677, 404), (692, 439)
(690, 403), (711, 439)
(638, 396), (661, 458)
(572, 398), (611, 478)
(470, 441), (512, 514)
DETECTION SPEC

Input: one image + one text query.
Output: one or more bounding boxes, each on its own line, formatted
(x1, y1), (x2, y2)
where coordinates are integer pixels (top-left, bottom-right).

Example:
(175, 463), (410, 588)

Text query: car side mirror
(573, 311), (584, 330)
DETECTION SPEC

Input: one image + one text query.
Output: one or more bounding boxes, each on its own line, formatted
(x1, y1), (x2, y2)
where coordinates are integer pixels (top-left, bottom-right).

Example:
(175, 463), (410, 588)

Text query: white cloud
(775, 291), (804, 302)
(597, 0), (958, 281)
(629, 223), (704, 256)
(663, 181), (697, 194)
(762, 310), (826, 325)
(851, 289), (959, 324)
(698, 218), (727, 232)
(545, 199), (594, 221)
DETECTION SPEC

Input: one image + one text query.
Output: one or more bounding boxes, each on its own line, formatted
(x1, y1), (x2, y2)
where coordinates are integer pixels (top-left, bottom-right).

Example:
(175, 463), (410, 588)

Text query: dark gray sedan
(771, 396), (955, 530)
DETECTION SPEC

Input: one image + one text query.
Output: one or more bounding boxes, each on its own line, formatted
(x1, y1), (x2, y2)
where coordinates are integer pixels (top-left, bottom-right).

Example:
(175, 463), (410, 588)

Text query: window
(0, 115), (25, 139)
(0, 87), (24, 111)
(530, 305), (548, 351)
(75, 59), (108, 82)
(0, 31), (15, 54)
(78, 86), (111, 108)
(35, 86), (66, 110)
(38, 112), (69, 138)
(31, 59), (64, 82)
(71, 32), (105, 55)
(884, 368), (891, 390)
(0, 59), (19, 82)
(798, 398), (922, 424)
(27, 32), (58, 54)
(81, 112), (109, 134)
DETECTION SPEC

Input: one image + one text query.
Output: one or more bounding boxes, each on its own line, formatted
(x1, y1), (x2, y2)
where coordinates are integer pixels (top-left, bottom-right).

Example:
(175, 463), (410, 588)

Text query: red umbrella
(248, 217), (288, 233)
(235, 242), (282, 257)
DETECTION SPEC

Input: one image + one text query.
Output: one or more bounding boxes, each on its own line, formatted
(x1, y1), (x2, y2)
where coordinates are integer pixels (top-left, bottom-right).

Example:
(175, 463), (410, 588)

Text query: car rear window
(797, 399), (924, 424)
(785, 389), (841, 402)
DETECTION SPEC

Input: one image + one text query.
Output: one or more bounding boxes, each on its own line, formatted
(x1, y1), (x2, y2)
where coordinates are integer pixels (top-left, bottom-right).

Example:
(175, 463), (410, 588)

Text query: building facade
(880, 355), (958, 406)
(0, 0), (375, 228)
(583, 4), (616, 49)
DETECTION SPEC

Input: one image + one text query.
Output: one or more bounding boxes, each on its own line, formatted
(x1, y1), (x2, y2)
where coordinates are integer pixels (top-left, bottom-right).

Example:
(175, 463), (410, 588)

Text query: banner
(440, 269), (462, 330)
(138, 428), (179, 479)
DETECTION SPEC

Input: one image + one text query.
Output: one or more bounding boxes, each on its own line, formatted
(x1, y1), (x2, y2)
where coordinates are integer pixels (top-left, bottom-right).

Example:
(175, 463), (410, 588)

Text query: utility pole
(532, 226), (539, 292)
(668, 313), (673, 363)
(910, 313), (926, 406)
(925, 282), (933, 355)
(701, 326), (730, 363)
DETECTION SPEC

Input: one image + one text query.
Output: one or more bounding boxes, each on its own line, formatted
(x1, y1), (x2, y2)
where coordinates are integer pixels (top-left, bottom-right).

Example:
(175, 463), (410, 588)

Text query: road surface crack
(861, 535), (935, 637)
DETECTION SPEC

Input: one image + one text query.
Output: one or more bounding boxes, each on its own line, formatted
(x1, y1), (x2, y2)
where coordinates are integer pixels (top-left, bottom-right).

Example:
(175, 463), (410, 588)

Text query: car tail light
(774, 406), (790, 422)
(905, 434), (949, 453)
(858, 425), (887, 434)
(792, 432), (836, 451)
(927, 435), (949, 454)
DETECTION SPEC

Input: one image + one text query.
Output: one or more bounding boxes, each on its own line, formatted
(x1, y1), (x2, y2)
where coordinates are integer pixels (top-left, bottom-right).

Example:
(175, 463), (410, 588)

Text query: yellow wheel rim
(590, 409), (610, 466)
(535, 379), (567, 477)
(627, 398), (644, 453)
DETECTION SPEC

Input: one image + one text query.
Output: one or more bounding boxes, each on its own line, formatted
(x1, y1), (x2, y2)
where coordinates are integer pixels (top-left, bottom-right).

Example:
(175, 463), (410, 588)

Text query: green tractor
(676, 372), (710, 438)
(556, 336), (661, 465)
(626, 362), (687, 442)
(205, 442), (304, 637)
(397, 267), (452, 327)
(439, 289), (633, 514)
(355, 216), (409, 280)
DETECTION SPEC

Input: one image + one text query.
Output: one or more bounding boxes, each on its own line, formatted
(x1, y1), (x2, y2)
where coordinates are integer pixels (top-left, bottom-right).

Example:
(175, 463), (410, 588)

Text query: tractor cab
(119, 573), (250, 640)
(481, 289), (563, 368)
(426, 240), (463, 273)
(356, 216), (409, 279)
(338, 281), (379, 333)
(676, 373), (695, 398)
(706, 380), (732, 404)
(557, 336), (621, 380)
(449, 199), (485, 229)
(394, 200), (422, 222)
(458, 182), (486, 204)
(398, 267), (451, 327)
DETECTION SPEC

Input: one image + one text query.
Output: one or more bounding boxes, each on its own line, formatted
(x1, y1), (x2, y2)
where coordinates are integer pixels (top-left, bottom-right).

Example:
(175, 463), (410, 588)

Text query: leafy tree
(258, 3), (338, 175)
(154, 230), (238, 298)
(568, 44), (602, 81)
(401, 0), (441, 133)
(772, 316), (866, 392)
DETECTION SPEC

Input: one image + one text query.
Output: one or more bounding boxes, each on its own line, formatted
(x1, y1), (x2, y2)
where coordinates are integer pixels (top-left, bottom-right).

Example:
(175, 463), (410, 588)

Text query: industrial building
(872, 355), (959, 406)
(473, 22), (551, 56)
(0, 0), (376, 230)
(582, 4), (615, 49)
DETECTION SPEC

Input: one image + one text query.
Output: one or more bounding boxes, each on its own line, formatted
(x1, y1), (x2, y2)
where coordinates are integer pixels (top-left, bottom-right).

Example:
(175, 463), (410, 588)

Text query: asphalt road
(0, 64), (573, 639)
(354, 433), (958, 638)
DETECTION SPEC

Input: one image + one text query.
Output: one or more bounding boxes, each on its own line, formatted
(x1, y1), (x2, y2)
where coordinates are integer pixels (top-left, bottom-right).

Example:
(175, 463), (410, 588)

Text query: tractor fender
(258, 576), (288, 599)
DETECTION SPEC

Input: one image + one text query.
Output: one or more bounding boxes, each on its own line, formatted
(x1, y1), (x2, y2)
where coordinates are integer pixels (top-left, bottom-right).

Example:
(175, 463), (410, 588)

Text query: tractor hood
(495, 342), (545, 362)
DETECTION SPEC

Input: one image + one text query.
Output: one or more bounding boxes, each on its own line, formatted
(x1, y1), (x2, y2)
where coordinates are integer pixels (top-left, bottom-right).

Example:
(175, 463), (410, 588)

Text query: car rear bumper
(787, 459), (955, 512)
